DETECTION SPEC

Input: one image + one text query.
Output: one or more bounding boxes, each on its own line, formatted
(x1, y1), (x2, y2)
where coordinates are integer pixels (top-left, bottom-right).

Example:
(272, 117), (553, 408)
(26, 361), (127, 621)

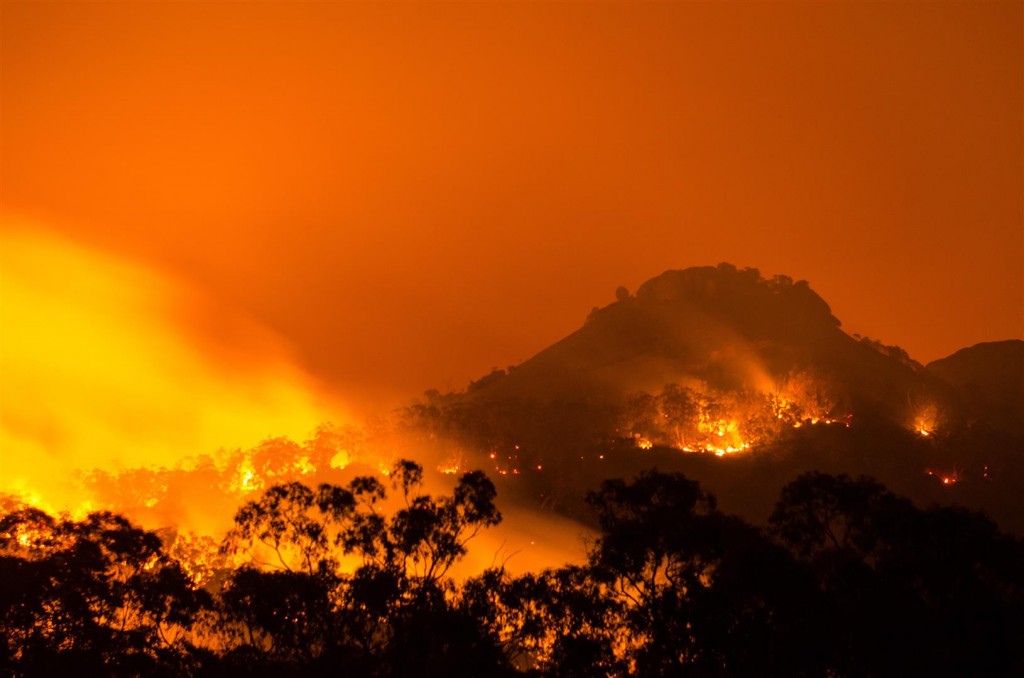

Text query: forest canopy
(3, 463), (1022, 676)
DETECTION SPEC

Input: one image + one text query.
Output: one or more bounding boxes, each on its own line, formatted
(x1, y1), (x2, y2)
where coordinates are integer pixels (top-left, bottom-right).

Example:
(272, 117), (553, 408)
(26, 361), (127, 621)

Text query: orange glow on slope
(0, 222), (348, 517)
(627, 379), (849, 458)
(912, 404), (939, 437)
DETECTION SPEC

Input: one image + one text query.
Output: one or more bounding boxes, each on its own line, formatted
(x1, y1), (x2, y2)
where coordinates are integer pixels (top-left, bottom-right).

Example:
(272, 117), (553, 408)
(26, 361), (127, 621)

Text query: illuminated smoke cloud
(0, 221), (349, 517)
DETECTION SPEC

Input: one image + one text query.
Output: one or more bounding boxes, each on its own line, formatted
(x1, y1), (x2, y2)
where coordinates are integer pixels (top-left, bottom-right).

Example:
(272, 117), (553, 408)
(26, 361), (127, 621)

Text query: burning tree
(621, 370), (847, 457)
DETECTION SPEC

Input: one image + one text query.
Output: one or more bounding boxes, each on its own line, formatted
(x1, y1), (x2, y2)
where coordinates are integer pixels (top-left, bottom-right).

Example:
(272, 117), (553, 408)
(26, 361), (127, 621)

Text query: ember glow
(925, 469), (960, 487)
(625, 379), (848, 457)
(913, 404), (939, 437)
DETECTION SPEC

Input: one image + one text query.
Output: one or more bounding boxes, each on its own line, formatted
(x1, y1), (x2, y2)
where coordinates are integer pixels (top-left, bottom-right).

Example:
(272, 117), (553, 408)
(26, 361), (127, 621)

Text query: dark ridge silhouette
(927, 339), (1024, 436)
(462, 263), (955, 422)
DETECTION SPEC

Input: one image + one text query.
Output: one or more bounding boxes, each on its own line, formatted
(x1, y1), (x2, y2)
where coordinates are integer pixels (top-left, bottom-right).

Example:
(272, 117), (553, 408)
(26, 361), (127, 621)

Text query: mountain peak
(465, 264), (918, 407)
(609, 263), (840, 340)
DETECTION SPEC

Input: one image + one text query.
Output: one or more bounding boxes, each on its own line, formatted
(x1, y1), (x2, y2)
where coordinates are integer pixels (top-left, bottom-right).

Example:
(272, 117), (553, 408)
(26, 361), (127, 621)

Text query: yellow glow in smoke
(0, 222), (345, 513)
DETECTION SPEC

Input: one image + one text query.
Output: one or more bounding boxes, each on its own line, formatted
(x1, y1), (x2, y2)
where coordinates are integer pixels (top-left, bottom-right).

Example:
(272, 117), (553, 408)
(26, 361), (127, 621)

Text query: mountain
(926, 340), (1024, 436)
(409, 264), (1023, 534)
(465, 263), (952, 425)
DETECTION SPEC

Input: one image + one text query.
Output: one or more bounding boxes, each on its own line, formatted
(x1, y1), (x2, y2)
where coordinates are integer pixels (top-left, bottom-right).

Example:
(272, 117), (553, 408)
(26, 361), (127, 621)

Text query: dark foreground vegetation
(2, 462), (1022, 677)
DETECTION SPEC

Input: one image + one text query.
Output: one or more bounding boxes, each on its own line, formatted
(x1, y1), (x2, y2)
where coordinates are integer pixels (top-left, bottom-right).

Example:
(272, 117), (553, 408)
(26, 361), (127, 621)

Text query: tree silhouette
(216, 459), (504, 674)
(771, 471), (1024, 676)
(3, 464), (1023, 675)
(0, 508), (209, 675)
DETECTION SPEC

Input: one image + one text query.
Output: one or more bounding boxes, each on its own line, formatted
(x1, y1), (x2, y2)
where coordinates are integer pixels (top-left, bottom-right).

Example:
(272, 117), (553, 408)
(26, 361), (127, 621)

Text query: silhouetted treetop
(3, 466), (1023, 675)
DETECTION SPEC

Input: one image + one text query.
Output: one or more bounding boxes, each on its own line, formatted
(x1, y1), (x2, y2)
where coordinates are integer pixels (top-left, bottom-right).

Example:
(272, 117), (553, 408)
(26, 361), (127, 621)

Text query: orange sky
(3, 1), (1022, 406)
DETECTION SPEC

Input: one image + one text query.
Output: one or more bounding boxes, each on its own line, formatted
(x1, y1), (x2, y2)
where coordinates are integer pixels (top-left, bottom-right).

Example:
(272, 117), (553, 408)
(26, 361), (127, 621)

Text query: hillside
(407, 264), (1024, 534)
(927, 340), (1024, 436)
(465, 263), (953, 425)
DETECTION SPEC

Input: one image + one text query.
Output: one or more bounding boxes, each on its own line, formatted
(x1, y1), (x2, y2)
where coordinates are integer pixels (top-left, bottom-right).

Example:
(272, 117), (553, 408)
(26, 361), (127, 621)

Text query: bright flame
(628, 380), (850, 459)
(229, 459), (264, 494)
(912, 404), (939, 437)
(0, 222), (348, 518)
(329, 450), (351, 470)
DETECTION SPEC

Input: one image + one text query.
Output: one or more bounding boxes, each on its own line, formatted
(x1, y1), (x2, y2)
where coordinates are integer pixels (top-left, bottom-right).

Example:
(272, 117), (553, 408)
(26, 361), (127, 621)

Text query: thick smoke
(0, 222), (347, 518)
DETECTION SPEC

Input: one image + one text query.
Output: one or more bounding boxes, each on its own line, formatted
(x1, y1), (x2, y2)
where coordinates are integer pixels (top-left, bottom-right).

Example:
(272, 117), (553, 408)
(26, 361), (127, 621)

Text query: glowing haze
(3, 2), (1021, 406)
(2, 0), (1022, 484)
(0, 223), (347, 514)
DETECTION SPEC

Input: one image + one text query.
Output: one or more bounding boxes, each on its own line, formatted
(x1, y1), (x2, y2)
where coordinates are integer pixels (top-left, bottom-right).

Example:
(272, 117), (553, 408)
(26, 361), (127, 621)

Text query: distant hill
(408, 264), (1023, 535)
(465, 263), (952, 426)
(927, 340), (1024, 436)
